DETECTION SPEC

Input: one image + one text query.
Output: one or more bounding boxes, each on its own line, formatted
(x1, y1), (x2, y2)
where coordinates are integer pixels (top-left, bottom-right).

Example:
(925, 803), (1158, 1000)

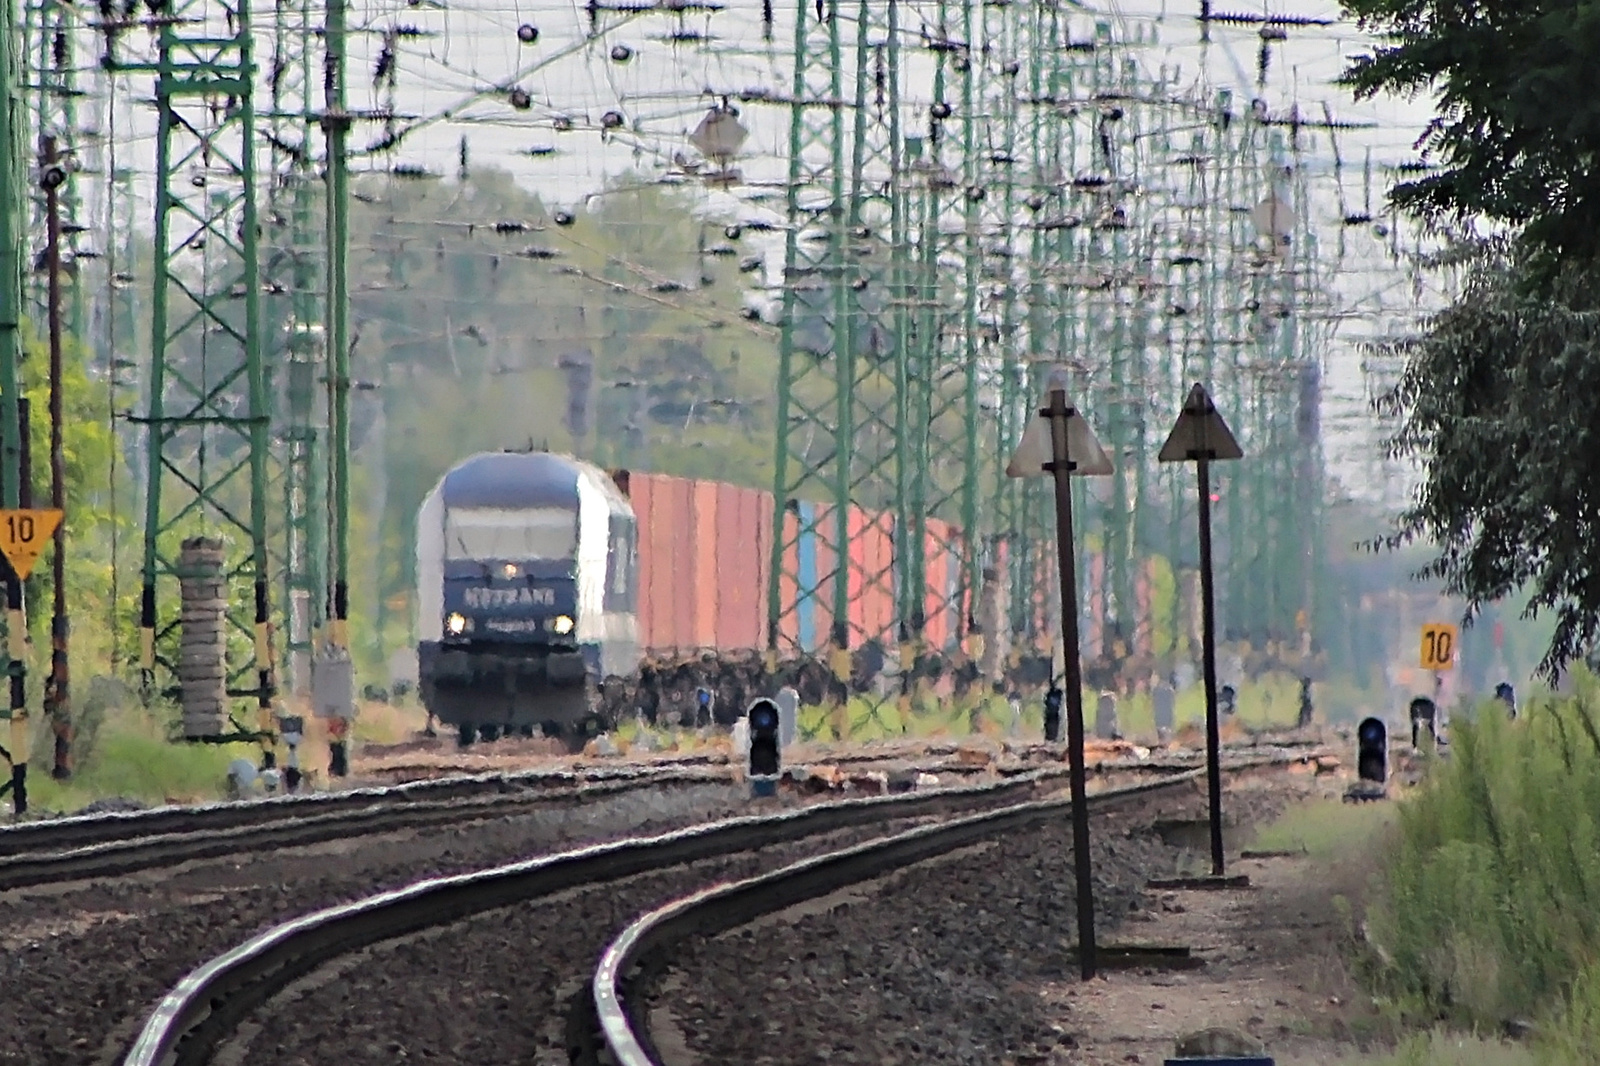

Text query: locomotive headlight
(502, 562), (518, 579)
(446, 612), (468, 635)
(551, 614), (574, 635)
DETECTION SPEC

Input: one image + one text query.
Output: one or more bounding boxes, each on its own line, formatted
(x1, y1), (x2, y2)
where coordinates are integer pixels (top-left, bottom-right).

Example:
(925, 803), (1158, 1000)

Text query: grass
(24, 707), (254, 814)
(1250, 797), (1398, 860)
(1329, 667), (1600, 1066)
(1339, 1032), (1545, 1066)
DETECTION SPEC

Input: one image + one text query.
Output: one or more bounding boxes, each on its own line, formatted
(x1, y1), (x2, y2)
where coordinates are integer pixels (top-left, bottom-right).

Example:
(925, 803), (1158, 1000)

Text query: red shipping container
(629, 472), (660, 655)
(812, 502), (839, 650)
(633, 473), (697, 656)
(923, 518), (951, 650)
(711, 482), (767, 652)
(687, 479), (720, 650)
(869, 510), (895, 644)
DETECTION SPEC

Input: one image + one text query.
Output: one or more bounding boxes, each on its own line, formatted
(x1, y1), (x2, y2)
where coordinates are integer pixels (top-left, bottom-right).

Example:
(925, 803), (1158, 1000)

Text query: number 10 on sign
(1421, 623), (1458, 672)
(0, 509), (63, 581)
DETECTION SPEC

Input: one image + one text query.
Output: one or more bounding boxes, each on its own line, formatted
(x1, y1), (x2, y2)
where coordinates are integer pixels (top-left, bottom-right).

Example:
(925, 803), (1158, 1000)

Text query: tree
(1341, 0), (1600, 265)
(1342, 0), (1600, 677)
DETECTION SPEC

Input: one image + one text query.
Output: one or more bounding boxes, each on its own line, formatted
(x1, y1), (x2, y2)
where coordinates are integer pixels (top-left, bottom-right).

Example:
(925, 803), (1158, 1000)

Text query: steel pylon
(110, 0), (277, 743)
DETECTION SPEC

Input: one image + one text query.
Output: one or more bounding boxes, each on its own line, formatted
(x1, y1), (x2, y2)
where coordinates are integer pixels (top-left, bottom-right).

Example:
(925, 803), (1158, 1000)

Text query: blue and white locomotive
(415, 451), (641, 749)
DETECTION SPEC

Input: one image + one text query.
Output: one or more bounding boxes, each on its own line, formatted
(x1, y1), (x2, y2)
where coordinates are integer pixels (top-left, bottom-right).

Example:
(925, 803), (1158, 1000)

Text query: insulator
(517, 23), (539, 43)
(724, 224), (742, 240)
(509, 88), (532, 110)
(554, 211), (576, 226)
(553, 115), (574, 132)
(611, 43), (633, 62)
(931, 101), (952, 120)
(602, 110), (625, 130)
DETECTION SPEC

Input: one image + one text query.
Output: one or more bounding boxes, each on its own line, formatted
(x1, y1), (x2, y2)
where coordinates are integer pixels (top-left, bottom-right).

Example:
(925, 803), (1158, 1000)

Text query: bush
(1366, 670), (1600, 1028)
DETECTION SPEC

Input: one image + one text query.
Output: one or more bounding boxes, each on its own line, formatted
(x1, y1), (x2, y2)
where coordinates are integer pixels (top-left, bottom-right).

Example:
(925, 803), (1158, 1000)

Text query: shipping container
(844, 506), (894, 646)
(688, 479), (720, 649)
(923, 518), (951, 651)
(711, 482), (767, 651)
(1134, 555), (1154, 656)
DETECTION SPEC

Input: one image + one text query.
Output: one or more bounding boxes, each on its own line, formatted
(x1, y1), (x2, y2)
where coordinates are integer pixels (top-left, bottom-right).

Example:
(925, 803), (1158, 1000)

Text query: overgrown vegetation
(1340, 0), (1600, 678)
(1357, 671), (1600, 1061)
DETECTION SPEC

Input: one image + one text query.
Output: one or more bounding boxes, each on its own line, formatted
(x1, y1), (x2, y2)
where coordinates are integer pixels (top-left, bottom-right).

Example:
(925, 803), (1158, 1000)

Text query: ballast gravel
(230, 820), (945, 1066)
(657, 783), (1296, 1066)
(0, 781), (773, 1066)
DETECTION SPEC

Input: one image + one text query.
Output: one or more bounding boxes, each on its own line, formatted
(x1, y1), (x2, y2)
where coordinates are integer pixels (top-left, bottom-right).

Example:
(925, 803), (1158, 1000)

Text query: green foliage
(1370, 241), (1600, 679)
(27, 702), (248, 811)
(343, 170), (780, 666)
(1342, 1031), (1544, 1066)
(1340, 0), (1600, 680)
(1339, 0), (1600, 263)
(1366, 672), (1600, 1026)
(1250, 797), (1397, 860)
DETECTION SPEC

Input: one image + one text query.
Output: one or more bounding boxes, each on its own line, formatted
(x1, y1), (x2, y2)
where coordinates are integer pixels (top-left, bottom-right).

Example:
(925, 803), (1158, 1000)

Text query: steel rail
(0, 760), (731, 858)
(0, 769), (732, 891)
(591, 767), (1232, 1066)
(120, 772), (1061, 1066)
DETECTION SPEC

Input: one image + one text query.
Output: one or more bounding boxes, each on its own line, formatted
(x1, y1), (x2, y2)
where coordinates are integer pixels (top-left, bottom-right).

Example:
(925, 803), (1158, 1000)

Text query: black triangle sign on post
(1158, 383), (1243, 464)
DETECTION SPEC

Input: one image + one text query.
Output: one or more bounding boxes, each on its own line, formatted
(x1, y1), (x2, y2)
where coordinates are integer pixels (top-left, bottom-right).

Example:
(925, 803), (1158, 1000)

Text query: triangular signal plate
(1158, 383), (1243, 463)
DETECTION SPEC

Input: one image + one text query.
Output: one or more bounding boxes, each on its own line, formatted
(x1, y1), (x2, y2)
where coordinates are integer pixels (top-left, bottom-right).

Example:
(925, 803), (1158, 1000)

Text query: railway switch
(747, 697), (781, 797)
(1357, 717), (1387, 785)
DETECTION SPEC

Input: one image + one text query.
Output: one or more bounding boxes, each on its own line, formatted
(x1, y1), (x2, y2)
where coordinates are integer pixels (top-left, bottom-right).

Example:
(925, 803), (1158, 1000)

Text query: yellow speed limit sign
(1420, 622), (1458, 672)
(0, 508), (62, 580)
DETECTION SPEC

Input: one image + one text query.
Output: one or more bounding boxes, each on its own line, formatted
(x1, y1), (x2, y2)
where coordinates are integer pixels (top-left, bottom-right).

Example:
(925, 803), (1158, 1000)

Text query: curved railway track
(590, 772), (1203, 1066)
(119, 772), (1094, 1066)
(0, 765), (730, 891)
(116, 755), (1310, 1066)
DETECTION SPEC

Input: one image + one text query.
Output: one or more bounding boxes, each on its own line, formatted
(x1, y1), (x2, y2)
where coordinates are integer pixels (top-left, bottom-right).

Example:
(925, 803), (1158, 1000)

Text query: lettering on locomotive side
(462, 585), (558, 609)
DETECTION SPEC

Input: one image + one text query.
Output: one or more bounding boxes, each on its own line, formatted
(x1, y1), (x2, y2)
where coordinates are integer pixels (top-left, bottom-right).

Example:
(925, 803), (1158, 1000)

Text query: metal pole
(1, 0), (28, 816)
(9, 399), (30, 812)
(42, 134), (70, 780)
(1044, 387), (1096, 981)
(1197, 456), (1225, 876)
(324, 0), (352, 776)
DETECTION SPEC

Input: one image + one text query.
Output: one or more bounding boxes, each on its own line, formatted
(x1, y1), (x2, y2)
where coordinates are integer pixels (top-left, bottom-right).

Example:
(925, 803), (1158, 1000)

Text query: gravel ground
(0, 781), (785, 1066)
(653, 779), (1298, 1066)
(224, 818), (977, 1066)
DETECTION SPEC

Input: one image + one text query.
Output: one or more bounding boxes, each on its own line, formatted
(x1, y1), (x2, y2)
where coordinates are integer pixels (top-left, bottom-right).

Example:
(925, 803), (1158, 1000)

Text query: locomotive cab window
(445, 507), (578, 561)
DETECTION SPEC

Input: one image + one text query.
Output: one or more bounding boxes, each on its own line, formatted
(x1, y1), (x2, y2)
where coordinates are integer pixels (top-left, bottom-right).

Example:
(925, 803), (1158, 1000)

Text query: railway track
(0, 765), (731, 892)
(118, 755), (1303, 1066)
(120, 771), (1093, 1066)
(589, 773), (1205, 1066)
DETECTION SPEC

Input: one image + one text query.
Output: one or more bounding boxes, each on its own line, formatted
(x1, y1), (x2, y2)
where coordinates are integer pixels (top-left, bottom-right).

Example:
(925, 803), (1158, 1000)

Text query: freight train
(415, 450), (1040, 748)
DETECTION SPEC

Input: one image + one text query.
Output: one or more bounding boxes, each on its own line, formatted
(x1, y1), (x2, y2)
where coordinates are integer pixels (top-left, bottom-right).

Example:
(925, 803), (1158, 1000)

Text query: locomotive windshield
(445, 507), (577, 561)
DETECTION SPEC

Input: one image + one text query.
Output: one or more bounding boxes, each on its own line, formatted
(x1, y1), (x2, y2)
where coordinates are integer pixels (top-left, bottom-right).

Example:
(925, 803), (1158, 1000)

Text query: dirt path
(1040, 782), (1387, 1065)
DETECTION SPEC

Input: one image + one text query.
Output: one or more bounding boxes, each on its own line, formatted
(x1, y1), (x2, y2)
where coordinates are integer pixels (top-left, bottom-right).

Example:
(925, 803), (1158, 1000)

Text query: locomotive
(416, 451), (641, 749)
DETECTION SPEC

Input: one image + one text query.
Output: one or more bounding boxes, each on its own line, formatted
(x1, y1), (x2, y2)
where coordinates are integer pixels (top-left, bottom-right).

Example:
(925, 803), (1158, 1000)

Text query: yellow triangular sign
(1158, 383), (1243, 463)
(0, 509), (63, 580)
